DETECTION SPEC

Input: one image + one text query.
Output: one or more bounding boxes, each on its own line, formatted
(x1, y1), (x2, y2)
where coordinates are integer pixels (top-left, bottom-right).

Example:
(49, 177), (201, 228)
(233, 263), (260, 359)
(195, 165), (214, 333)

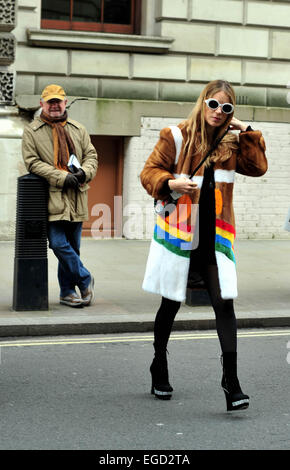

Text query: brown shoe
(60, 292), (84, 308)
(81, 276), (95, 306)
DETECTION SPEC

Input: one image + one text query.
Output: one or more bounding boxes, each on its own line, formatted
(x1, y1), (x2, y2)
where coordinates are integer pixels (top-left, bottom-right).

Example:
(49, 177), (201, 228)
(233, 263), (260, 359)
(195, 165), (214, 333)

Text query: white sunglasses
(204, 98), (234, 114)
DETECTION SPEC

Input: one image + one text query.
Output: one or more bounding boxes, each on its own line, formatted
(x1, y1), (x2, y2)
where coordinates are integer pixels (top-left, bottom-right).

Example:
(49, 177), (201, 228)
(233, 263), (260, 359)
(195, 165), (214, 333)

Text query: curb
(0, 317), (290, 338)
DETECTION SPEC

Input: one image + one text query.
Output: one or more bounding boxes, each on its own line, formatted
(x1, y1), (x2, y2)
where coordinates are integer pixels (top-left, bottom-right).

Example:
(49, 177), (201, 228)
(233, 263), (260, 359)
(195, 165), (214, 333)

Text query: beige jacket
(22, 116), (98, 222)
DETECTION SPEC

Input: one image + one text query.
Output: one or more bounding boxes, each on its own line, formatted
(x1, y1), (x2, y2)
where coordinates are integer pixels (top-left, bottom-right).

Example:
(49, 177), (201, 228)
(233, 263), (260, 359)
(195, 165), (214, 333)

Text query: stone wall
(0, 107), (28, 240)
(0, 0), (16, 104)
(13, 0), (290, 108)
(0, 0), (19, 240)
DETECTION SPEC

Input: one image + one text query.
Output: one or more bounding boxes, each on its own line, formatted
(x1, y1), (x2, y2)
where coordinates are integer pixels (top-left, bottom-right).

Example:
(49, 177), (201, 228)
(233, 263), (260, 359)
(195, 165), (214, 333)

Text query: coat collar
(30, 115), (82, 132)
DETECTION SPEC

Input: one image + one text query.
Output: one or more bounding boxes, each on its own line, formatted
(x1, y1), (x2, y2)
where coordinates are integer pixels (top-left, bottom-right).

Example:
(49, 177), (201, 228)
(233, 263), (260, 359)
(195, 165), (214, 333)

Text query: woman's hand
(168, 177), (198, 195)
(229, 117), (248, 132)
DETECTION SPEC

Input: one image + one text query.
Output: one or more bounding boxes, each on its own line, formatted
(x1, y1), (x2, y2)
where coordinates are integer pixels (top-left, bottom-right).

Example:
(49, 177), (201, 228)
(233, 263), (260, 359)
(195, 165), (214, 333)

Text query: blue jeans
(48, 221), (91, 298)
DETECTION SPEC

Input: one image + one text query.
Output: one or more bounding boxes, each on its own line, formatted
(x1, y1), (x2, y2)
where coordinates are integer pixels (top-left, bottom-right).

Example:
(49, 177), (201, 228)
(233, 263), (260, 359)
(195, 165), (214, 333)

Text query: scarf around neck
(40, 111), (76, 170)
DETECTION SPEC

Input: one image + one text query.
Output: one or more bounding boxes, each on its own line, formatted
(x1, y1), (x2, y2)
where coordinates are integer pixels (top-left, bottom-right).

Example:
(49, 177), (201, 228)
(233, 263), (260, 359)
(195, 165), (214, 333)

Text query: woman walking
(140, 80), (267, 411)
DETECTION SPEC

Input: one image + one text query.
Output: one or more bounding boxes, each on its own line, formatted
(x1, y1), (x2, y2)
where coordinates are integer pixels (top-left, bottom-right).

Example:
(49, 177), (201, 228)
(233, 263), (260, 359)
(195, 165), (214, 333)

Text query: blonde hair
(181, 80), (238, 164)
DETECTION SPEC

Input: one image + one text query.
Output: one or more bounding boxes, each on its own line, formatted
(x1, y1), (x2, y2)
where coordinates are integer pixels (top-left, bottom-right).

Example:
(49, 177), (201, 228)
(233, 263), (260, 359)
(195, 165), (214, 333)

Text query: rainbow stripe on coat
(215, 219), (236, 263)
(153, 200), (194, 258)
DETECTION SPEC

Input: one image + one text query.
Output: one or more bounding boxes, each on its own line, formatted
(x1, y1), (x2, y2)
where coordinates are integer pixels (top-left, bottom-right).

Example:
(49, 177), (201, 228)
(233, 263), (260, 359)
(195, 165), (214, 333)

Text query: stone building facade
(0, 0), (290, 240)
(0, 0), (16, 105)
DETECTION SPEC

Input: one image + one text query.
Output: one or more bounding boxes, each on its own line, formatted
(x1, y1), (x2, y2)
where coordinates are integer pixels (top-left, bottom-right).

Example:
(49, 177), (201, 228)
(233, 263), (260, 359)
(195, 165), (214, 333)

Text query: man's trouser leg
(48, 221), (91, 297)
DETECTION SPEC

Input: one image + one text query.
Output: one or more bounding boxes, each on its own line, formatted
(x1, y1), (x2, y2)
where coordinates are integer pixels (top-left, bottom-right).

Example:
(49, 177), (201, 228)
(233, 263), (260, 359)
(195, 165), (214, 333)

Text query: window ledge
(27, 28), (174, 54)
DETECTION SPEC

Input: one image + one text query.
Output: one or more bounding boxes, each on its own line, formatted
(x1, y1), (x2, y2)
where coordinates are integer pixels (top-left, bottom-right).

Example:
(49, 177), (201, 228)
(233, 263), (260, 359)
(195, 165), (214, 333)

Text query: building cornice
(27, 28), (174, 54)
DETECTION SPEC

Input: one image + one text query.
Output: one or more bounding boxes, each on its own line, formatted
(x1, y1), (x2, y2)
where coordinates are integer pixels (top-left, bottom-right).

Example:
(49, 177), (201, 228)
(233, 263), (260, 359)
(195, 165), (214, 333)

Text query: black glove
(74, 168), (86, 184)
(63, 173), (79, 190)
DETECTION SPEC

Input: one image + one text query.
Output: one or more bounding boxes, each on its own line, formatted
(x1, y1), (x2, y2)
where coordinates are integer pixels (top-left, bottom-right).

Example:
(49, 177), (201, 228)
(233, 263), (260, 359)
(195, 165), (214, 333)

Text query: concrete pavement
(0, 238), (290, 337)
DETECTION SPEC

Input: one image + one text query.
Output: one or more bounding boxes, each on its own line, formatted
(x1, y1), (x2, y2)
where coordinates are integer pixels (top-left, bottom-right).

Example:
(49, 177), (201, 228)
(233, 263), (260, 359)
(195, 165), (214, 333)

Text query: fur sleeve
(236, 130), (268, 177)
(140, 127), (176, 200)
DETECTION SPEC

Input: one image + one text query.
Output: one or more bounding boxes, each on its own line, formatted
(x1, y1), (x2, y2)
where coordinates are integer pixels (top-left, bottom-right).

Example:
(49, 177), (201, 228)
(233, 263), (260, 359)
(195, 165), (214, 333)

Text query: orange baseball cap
(41, 84), (66, 102)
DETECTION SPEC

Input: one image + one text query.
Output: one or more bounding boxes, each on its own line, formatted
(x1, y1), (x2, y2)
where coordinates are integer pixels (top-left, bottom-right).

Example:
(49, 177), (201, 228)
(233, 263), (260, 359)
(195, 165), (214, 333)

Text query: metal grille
(14, 174), (48, 259)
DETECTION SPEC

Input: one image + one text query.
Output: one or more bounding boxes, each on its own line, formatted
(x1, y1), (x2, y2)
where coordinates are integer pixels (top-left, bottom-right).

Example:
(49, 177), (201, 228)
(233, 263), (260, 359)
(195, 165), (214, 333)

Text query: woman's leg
(202, 264), (249, 410)
(150, 297), (181, 399)
(153, 296), (181, 353)
(202, 264), (237, 352)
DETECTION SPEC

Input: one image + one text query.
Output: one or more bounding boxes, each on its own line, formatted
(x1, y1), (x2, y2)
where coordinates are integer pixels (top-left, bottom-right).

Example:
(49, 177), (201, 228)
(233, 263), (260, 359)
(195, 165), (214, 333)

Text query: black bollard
(12, 173), (49, 311)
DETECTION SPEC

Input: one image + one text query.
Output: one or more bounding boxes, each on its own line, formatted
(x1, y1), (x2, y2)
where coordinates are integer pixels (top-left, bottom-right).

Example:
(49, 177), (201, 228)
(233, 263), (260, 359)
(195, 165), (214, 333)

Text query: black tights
(154, 265), (237, 354)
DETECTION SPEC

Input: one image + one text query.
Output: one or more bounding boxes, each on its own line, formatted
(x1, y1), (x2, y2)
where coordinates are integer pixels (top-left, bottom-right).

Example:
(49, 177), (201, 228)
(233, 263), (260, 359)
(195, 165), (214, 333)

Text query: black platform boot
(221, 352), (249, 411)
(150, 351), (173, 400)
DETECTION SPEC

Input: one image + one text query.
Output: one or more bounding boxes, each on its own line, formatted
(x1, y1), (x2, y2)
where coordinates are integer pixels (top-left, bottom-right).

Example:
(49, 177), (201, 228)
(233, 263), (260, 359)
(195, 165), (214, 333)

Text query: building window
(41, 0), (141, 34)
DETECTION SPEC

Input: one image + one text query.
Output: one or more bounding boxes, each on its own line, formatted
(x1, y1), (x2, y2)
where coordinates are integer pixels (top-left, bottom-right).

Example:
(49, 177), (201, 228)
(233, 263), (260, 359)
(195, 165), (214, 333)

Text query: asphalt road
(0, 328), (289, 451)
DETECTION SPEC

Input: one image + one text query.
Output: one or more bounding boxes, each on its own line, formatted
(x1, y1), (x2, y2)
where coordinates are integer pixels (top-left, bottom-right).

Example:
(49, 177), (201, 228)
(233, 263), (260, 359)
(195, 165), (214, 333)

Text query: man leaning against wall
(22, 84), (98, 308)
